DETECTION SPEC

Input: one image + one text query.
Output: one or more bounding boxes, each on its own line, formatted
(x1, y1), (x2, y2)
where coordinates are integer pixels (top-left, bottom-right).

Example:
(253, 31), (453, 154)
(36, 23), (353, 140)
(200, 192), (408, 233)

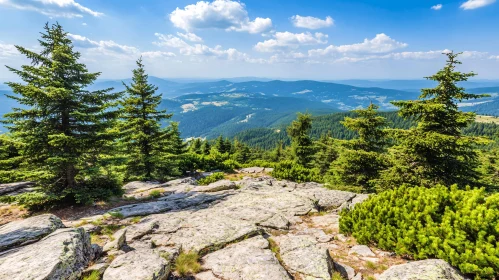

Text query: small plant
(267, 238), (283, 264)
(107, 211), (124, 219)
(365, 276), (376, 280)
(149, 190), (162, 199)
(331, 272), (344, 280)
(175, 251), (202, 277)
(365, 261), (377, 270)
(198, 172), (225, 185)
(130, 216), (142, 224)
(82, 271), (101, 280)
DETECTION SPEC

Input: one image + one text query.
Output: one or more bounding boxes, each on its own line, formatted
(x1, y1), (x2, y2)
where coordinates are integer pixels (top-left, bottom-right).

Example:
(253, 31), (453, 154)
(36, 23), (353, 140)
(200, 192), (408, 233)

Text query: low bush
(339, 185), (499, 279)
(198, 172), (225, 185)
(271, 160), (322, 183)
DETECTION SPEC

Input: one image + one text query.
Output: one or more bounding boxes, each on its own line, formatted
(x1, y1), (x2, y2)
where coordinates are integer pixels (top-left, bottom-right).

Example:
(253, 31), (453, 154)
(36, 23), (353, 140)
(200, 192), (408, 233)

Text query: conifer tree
(314, 132), (338, 175)
(329, 104), (388, 192)
(120, 58), (172, 180)
(287, 113), (314, 166)
(189, 138), (203, 154)
(201, 140), (211, 155)
(3, 23), (121, 198)
(164, 122), (187, 155)
(378, 52), (487, 189)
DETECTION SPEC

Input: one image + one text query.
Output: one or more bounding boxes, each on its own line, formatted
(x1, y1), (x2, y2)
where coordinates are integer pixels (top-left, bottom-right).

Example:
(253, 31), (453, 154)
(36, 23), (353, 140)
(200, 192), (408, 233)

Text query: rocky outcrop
(0, 227), (92, 280)
(103, 228), (126, 253)
(103, 248), (173, 280)
(273, 234), (333, 280)
(0, 213), (64, 251)
(199, 236), (291, 280)
(0, 181), (36, 196)
(377, 259), (468, 280)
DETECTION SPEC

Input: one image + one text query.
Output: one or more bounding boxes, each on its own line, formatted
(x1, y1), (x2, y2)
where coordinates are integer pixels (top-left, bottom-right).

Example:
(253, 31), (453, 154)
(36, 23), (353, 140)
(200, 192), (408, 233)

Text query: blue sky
(0, 0), (498, 80)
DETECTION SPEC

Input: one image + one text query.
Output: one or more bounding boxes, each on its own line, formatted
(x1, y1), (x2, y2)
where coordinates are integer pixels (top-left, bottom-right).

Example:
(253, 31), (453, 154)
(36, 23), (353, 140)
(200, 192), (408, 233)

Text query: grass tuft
(175, 251), (202, 277)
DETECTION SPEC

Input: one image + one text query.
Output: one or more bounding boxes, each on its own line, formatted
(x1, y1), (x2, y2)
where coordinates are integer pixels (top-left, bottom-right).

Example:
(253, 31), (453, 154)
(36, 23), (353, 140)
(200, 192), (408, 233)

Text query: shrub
(241, 160), (276, 168)
(339, 185), (499, 279)
(149, 190), (162, 199)
(175, 251), (201, 277)
(222, 159), (241, 171)
(198, 172), (225, 185)
(271, 160), (322, 183)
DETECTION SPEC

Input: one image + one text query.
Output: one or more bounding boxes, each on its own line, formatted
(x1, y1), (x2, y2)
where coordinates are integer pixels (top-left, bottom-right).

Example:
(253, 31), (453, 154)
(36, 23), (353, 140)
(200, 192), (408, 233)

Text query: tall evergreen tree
(189, 138), (203, 154)
(329, 104), (388, 192)
(314, 132), (338, 175)
(120, 58), (172, 180)
(378, 52), (487, 189)
(3, 23), (121, 197)
(287, 113), (314, 166)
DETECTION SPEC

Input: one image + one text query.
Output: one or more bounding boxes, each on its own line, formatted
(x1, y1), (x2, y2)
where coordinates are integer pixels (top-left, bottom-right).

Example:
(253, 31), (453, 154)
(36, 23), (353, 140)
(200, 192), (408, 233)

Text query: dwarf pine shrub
(339, 185), (499, 279)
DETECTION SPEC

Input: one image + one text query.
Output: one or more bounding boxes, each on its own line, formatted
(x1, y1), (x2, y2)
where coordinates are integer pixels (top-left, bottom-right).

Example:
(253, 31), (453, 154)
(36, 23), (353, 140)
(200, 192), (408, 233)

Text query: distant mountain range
(2, 77), (499, 137)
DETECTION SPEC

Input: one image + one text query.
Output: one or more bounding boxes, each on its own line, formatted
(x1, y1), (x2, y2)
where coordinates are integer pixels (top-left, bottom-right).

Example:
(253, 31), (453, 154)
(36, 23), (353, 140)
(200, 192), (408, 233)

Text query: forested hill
(233, 111), (499, 150)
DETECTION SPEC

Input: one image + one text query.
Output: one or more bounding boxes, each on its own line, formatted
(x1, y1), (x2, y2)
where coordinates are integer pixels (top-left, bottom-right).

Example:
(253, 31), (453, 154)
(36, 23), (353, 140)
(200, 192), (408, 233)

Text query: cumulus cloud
(0, 0), (103, 18)
(68, 33), (139, 55)
(254, 32), (328, 52)
(431, 4), (443, 10)
(153, 32), (262, 63)
(460, 0), (495, 10)
(177, 32), (203, 42)
(490, 55), (499, 60)
(141, 51), (176, 59)
(308, 33), (407, 57)
(169, 0), (272, 34)
(291, 15), (334, 29)
(0, 43), (18, 58)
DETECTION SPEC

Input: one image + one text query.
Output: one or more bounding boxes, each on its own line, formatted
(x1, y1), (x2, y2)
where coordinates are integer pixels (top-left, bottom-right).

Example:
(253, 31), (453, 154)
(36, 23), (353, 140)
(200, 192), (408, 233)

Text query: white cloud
(291, 15), (334, 29)
(308, 33), (407, 56)
(177, 32), (203, 42)
(431, 4), (443, 10)
(0, 0), (103, 18)
(254, 32), (328, 52)
(169, 0), (272, 34)
(153, 32), (262, 63)
(0, 43), (18, 58)
(68, 33), (139, 55)
(82, 22), (87, 26)
(488, 55), (499, 60)
(460, 0), (495, 10)
(141, 51), (176, 59)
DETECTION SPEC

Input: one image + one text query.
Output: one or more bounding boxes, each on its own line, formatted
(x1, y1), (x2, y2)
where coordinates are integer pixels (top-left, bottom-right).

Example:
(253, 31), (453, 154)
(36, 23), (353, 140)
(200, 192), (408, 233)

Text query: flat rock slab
(0, 181), (35, 195)
(310, 213), (340, 229)
(200, 235), (291, 280)
(194, 180), (238, 192)
(0, 213), (64, 251)
(122, 181), (163, 194)
(109, 191), (233, 218)
(349, 245), (375, 257)
(273, 234), (333, 280)
(377, 259), (468, 280)
(0, 228), (91, 280)
(103, 248), (172, 280)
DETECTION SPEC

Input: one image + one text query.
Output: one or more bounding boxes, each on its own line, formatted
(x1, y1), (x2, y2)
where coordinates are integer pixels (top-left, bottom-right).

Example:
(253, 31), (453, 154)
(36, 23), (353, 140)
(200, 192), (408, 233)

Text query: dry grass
(175, 251), (202, 277)
(476, 115), (499, 124)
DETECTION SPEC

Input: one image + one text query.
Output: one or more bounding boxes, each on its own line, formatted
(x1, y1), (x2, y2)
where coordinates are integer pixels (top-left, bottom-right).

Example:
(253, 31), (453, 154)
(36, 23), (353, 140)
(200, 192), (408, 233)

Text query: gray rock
(238, 167), (265, 173)
(103, 248), (172, 280)
(0, 181), (35, 195)
(122, 181), (162, 194)
(196, 271), (221, 280)
(274, 234), (333, 280)
(336, 234), (348, 242)
(349, 245), (375, 257)
(103, 228), (126, 252)
(201, 235), (291, 280)
(352, 273), (363, 280)
(108, 191), (233, 218)
(0, 213), (64, 251)
(310, 213), (340, 229)
(377, 259), (468, 280)
(334, 262), (356, 279)
(0, 228), (92, 280)
(161, 177), (197, 187)
(259, 213), (292, 230)
(194, 180), (238, 192)
(90, 244), (103, 261)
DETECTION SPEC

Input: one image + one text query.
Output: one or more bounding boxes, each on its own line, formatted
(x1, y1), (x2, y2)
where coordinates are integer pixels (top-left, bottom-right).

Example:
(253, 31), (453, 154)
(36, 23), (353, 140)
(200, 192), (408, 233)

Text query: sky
(0, 0), (499, 80)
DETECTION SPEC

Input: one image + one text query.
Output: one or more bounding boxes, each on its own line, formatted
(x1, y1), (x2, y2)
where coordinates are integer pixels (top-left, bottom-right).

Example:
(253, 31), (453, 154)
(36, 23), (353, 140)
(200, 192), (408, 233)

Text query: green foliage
(175, 251), (202, 277)
(287, 113), (315, 166)
(82, 271), (101, 280)
(272, 160), (322, 183)
(149, 190), (162, 199)
(340, 185), (499, 278)
(0, 134), (25, 182)
(119, 58), (172, 181)
(198, 172), (225, 185)
(379, 52), (487, 189)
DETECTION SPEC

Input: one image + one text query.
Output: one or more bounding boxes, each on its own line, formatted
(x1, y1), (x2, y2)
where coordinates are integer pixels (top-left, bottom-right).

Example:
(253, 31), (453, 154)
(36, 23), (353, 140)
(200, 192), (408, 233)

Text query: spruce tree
(287, 113), (314, 166)
(189, 138), (203, 154)
(378, 52), (486, 189)
(120, 58), (172, 180)
(3, 23), (121, 200)
(329, 104), (388, 192)
(314, 132), (338, 175)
